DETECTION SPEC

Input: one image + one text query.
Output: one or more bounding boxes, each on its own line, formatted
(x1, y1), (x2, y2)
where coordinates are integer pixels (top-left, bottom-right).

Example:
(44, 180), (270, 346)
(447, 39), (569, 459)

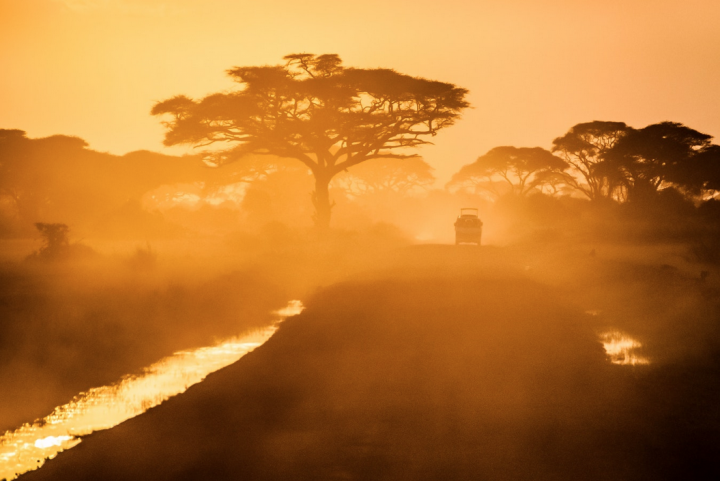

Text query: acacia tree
(333, 156), (435, 198)
(600, 122), (720, 202)
(447, 146), (568, 198)
(34, 222), (70, 259)
(532, 170), (576, 196)
(692, 145), (720, 198)
(0, 129), (93, 223)
(152, 53), (469, 230)
(551, 121), (629, 201)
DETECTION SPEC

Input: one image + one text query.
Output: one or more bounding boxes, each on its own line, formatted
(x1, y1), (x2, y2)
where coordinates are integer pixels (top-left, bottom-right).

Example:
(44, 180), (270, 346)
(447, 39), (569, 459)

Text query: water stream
(0, 300), (303, 481)
(1, 302), (647, 480)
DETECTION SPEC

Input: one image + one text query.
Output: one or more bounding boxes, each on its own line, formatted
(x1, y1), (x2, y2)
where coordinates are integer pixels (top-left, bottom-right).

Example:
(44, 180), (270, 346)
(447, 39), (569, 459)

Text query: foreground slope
(23, 251), (720, 480)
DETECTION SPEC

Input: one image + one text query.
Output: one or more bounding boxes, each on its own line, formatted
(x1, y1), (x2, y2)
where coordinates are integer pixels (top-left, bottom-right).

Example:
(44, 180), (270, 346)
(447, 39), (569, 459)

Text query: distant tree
(333, 156), (435, 198)
(0, 130), (30, 217)
(238, 160), (316, 227)
(600, 122), (720, 202)
(0, 129), (243, 235)
(447, 146), (568, 198)
(151, 53), (470, 230)
(0, 130), (93, 223)
(33, 222), (70, 259)
(692, 145), (720, 198)
(532, 169), (576, 197)
(551, 121), (629, 200)
(29, 222), (96, 261)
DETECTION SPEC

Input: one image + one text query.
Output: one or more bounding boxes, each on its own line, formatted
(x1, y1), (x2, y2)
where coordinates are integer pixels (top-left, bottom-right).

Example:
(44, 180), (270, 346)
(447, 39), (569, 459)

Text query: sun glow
(0, 301), (304, 481)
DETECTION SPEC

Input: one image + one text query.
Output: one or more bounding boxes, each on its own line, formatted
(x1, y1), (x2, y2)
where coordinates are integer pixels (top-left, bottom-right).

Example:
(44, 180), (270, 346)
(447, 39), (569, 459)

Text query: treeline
(0, 129), (284, 238)
(0, 128), (438, 239)
(1, 122), (719, 259)
(449, 120), (720, 204)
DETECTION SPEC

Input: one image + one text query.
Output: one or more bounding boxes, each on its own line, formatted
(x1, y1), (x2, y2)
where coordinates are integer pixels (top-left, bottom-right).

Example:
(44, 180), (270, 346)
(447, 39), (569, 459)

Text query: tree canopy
(333, 156), (435, 198)
(0, 129), (221, 236)
(552, 121), (629, 201)
(600, 122), (720, 202)
(448, 146), (568, 198)
(151, 53), (470, 229)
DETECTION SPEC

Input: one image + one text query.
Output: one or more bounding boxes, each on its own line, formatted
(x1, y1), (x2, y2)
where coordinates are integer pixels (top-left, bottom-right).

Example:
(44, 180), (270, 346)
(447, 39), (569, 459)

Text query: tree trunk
(628, 177), (657, 203)
(312, 174), (333, 232)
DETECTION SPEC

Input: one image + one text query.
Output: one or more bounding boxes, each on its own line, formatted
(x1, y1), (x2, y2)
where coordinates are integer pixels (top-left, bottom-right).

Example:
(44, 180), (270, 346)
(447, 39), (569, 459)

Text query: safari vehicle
(454, 208), (483, 245)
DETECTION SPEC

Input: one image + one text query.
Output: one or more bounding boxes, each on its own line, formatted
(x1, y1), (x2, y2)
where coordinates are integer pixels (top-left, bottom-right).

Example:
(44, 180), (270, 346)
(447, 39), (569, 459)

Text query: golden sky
(2, 0), (719, 182)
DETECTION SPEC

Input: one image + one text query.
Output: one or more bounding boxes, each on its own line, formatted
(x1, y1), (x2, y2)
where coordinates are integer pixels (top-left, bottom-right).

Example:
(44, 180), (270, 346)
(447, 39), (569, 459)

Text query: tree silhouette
(0, 129), (213, 234)
(151, 53), (469, 230)
(600, 122), (720, 202)
(692, 145), (720, 196)
(333, 156), (435, 198)
(532, 169), (576, 197)
(0, 130), (92, 224)
(551, 121), (629, 201)
(33, 222), (70, 259)
(448, 146), (568, 198)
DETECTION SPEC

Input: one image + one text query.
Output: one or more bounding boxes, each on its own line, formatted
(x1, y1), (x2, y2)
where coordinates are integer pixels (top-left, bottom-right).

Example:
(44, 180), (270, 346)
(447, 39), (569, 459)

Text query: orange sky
(1, 0), (719, 183)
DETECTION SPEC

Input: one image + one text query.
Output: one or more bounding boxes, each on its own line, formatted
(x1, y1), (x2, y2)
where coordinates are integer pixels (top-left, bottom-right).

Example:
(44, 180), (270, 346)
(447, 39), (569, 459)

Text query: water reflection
(0, 300), (304, 481)
(600, 330), (650, 366)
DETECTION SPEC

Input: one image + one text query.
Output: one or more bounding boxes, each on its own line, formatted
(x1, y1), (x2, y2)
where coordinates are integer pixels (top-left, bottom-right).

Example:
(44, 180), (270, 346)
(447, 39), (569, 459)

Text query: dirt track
(21, 247), (720, 481)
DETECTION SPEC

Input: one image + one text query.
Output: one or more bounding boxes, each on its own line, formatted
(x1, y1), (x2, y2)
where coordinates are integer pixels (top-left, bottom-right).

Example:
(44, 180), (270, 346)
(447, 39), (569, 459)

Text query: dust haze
(2, 57), (720, 479)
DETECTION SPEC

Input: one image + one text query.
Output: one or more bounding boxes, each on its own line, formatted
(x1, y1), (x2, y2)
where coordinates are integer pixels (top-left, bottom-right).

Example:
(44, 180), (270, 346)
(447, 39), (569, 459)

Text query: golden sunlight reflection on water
(0, 300), (304, 481)
(600, 330), (650, 366)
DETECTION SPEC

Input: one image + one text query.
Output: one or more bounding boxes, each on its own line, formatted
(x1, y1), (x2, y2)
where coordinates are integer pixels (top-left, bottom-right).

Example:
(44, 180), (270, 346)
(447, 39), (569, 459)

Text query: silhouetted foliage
(448, 146), (568, 198)
(692, 199), (720, 264)
(333, 156), (435, 198)
(27, 222), (95, 261)
(0, 130), (90, 227)
(680, 143), (720, 200)
(34, 222), (70, 258)
(552, 121), (629, 200)
(152, 53), (470, 230)
(0, 129), (245, 237)
(601, 122), (720, 202)
(126, 243), (158, 271)
(531, 169), (577, 196)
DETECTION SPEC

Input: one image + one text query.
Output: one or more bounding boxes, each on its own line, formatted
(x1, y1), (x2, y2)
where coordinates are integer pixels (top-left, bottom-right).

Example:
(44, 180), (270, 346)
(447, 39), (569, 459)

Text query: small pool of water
(600, 330), (650, 366)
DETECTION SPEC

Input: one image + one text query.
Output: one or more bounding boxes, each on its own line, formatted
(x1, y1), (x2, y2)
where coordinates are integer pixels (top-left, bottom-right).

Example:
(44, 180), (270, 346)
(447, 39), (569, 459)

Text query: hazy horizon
(2, 0), (719, 184)
(1, 2), (720, 480)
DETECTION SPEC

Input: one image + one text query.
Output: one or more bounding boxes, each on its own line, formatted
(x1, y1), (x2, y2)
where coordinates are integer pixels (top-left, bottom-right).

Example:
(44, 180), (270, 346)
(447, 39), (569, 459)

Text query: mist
(2, 92), (720, 479)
